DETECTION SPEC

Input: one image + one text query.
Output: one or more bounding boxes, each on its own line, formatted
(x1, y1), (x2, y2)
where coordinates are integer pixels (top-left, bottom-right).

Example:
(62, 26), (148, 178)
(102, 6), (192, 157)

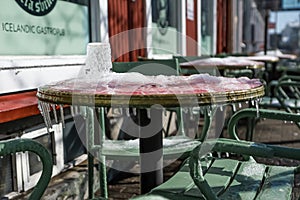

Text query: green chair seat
(132, 108), (300, 200)
(102, 136), (201, 160)
(133, 155), (295, 200)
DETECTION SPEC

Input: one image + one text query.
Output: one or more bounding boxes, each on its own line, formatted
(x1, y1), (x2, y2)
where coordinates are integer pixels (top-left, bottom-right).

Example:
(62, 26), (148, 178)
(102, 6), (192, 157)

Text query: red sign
(268, 22), (276, 29)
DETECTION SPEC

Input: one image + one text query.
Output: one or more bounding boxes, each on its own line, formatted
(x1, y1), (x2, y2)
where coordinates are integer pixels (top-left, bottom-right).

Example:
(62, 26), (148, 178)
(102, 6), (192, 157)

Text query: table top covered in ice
(237, 55), (279, 63)
(37, 73), (264, 107)
(180, 57), (265, 70)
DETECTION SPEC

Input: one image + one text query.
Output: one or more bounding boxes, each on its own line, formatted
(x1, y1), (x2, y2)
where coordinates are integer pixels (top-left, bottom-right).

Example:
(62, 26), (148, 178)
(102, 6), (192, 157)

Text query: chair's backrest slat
(112, 59), (180, 76)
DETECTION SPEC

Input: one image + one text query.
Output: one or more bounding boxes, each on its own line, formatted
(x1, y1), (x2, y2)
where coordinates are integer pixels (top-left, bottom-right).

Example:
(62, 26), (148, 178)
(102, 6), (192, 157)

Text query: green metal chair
(132, 108), (300, 199)
(172, 55), (208, 63)
(260, 76), (300, 129)
(223, 68), (255, 78)
(87, 59), (203, 198)
(260, 75), (300, 107)
(251, 75), (300, 141)
(213, 53), (257, 78)
(274, 79), (300, 110)
(172, 55), (217, 76)
(0, 138), (52, 200)
(111, 59), (186, 137)
(214, 52), (249, 58)
(113, 59), (182, 76)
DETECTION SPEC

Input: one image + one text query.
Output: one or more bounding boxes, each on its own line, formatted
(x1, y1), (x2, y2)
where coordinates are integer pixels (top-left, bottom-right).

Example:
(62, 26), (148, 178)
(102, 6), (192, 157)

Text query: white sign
(0, 0), (89, 55)
(187, 0), (194, 21)
(282, 0), (300, 9)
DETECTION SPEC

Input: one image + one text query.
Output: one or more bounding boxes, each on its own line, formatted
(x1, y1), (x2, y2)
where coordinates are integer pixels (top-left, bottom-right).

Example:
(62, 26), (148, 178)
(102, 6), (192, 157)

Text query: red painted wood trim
(0, 91), (40, 124)
(128, 0), (146, 61)
(108, 0), (146, 61)
(108, 0), (130, 62)
(186, 0), (198, 56)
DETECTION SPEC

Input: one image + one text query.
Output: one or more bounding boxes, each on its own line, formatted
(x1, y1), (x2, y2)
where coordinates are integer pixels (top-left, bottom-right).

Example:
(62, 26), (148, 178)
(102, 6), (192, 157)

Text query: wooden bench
(132, 108), (300, 199)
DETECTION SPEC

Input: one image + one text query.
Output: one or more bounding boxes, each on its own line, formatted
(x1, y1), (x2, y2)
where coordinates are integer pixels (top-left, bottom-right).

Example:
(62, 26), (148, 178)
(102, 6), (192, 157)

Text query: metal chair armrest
(227, 108), (300, 140)
(0, 138), (52, 200)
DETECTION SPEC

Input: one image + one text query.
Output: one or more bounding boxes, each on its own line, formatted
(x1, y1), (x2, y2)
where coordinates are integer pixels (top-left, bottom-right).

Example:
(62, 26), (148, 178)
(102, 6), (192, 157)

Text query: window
(201, 0), (215, 55)
(20, 124), (64, 192)
(151, 0), (183, 56)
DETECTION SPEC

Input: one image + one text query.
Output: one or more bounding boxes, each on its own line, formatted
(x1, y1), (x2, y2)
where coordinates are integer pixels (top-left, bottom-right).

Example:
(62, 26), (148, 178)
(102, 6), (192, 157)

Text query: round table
(237, 55), (279, 63)
(37, 74), (264, 107)
(255, 50), (297, 60)
(180, 57), (265, 70)
(180, 57), (265, 79)
(242, 55), (280, 82)
(37, 73), (264, 196)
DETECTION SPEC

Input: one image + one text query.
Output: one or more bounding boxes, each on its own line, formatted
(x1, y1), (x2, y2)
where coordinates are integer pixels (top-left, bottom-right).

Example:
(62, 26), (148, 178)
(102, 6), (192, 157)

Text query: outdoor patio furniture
(0, 138), (52, 200)
(93, 58), (202, 197)
(132, 108), (300, 199)
(37, 67), (264, 199)
(260, 75), (300, 130)
(213, 53), (269, 79)
(111, 59), (188, 137)
(173, 55), (218, 76)
(173, 55), (209, 64)
(261, 74), (300, 100)
(113, 59), (181, 75)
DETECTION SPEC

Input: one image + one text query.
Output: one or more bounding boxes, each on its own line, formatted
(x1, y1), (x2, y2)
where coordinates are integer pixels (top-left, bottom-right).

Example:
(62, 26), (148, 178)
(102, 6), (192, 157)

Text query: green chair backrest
(112, 58), (185, 136)
(173, 55), (218, 76)
(173, 55), (209, 63)
(112, 59), (180, 76)
(214, 53), (249, 58)
(274, 80), (300, 128)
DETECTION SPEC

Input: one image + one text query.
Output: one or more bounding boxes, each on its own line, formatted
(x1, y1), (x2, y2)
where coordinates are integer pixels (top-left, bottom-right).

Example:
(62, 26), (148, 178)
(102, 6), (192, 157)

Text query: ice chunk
(114, 72), (153, 85)
(38, 101), (52, 133)
(60, 105), (65, 128)
(82, 43), (113, 78)
(51, 104), (58, 123)
(187, 73), (221, 84)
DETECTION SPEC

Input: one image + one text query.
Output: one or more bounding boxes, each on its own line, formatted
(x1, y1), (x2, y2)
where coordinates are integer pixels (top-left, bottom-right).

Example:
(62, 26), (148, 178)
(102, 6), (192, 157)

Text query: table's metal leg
(215, 106), (225, 138)
(88, 152), (94, 199)
(246, 101), (257, 141)
(176, 107), (186, 136)
(85, 107), (96, 199)
(98, 107), (108, 198)
(246, 117), (255, 141)
(85, 107), (108, 199)
(271, 62), (277, 82)
(199, 106), (217, 142)
(138, 108), (163, 194)
(199, 108), (211, 142)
